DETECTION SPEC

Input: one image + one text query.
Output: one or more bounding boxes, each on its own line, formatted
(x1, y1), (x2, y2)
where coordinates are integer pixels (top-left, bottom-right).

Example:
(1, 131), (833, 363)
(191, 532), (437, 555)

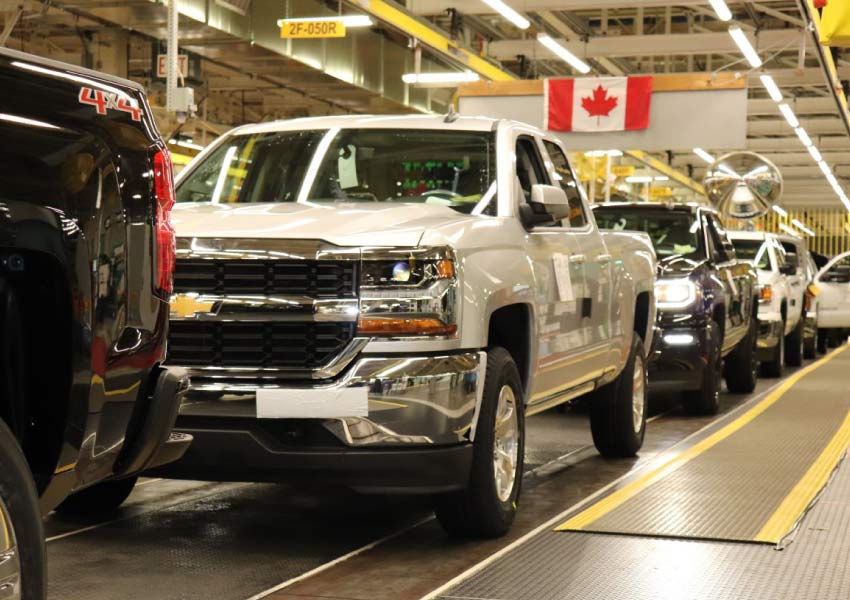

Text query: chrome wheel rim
(0, 496), (21, 600)
(632, 356), (646, 434)
(493, 385), (520, 503)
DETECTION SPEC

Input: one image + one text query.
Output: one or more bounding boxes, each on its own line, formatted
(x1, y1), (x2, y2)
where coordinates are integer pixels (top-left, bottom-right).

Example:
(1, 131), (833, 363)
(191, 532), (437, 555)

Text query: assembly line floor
(44, 345), (850, 600)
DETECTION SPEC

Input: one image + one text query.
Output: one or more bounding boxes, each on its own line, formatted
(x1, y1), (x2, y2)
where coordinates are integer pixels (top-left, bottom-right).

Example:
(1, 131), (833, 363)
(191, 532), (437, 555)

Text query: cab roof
(727, 230), (773, 241)
(592, 201), (714, 214)
(232, 114), (507, 136)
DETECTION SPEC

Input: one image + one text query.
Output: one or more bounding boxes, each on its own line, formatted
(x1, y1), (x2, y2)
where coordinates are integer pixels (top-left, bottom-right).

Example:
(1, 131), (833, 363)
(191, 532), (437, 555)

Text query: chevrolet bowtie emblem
(170, 295), (216, 319)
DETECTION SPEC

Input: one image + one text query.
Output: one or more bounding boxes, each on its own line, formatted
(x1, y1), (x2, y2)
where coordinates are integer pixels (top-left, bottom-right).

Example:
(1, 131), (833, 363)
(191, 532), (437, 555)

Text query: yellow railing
(725, 208), (850, 257)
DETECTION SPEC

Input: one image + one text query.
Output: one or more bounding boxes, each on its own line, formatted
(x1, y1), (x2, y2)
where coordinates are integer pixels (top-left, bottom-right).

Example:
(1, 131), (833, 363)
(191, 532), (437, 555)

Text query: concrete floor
(43, 371), (796, 600)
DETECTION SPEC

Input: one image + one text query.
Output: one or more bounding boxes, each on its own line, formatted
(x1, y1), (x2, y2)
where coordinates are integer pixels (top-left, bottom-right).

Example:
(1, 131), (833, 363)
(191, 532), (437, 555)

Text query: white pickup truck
(162, 115), (657, 537)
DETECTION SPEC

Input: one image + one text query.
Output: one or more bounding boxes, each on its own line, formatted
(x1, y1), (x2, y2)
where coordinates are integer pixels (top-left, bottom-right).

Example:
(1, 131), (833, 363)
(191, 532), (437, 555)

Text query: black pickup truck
(0, 49), (190, 598)
(593, 203), (759, 414)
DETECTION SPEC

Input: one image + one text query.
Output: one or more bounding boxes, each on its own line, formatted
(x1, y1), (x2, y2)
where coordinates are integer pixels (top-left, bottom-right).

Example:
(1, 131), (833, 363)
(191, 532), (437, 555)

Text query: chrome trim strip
(176, 237), (360, 261)
(169, 293), (359, 323)
(174, 337), (371, 381)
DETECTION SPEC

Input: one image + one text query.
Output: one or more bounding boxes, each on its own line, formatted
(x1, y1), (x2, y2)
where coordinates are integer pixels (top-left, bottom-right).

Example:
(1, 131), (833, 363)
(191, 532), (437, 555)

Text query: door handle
(570, 254), (586, 264)
(597, 254), (612, 264)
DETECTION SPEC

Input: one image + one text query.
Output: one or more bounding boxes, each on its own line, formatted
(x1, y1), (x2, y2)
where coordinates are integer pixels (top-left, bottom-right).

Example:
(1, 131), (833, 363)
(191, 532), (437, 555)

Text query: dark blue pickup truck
(593, 202), (759, 414)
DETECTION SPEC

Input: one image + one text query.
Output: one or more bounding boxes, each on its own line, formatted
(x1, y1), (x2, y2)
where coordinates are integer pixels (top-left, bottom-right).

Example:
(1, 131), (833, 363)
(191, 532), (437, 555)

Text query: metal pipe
(166, 0), (178, 112)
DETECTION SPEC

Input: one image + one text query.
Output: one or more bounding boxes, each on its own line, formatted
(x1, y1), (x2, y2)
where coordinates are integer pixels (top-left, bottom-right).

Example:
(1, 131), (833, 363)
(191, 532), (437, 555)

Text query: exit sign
(156, 54), (189, 79)
(280, 20), (346, 38)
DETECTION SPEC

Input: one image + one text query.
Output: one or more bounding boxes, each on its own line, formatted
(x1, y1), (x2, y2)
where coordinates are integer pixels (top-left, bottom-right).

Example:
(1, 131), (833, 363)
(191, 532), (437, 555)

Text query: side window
(709, 215), (737, 262)
(823, 255), (850, 283)
(515, 136), (548, 203)
(780, 241), (800, 270)
(543, 140), (588, 228)
(774, 242), (787, 269)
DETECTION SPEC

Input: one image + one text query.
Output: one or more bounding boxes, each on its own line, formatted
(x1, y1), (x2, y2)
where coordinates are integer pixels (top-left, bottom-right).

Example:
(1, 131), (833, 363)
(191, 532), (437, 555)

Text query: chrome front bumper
(176, 351), (486, 447)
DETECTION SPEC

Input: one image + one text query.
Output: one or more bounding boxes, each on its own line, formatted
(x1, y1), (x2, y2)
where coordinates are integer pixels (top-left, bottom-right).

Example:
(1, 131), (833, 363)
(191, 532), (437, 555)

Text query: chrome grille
(173, 259), (357, 298)
(168, 321), (357, 369)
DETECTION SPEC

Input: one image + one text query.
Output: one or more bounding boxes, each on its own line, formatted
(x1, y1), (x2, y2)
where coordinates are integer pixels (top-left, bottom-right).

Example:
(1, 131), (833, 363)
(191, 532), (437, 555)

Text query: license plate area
(256, 387), (368, 419)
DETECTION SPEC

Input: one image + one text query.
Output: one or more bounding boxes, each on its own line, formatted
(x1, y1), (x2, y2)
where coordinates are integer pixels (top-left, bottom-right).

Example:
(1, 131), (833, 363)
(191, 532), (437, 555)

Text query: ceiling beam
(748, 117), (846, 136)
(748, 97), (837, 116)
(487, 29), (799, 60)
(409, 0), (791, 15)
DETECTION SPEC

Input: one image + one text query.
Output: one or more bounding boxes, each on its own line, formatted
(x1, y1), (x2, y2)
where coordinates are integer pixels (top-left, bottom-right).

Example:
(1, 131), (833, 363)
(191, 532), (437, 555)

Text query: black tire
(0, 419), (46, 600)
(54, 475), (139, 516)
(725, 313), (758, 394)
(433, 347), (524, 538)
(761, 318), (785, 378)
(804, 323), (818, 360)
(589, 336), (647, 458)
(828, 332), (840, 348)
(683, 321), (722, 415)
(785, 316), (804, 367)
(817, 329), (829, 354)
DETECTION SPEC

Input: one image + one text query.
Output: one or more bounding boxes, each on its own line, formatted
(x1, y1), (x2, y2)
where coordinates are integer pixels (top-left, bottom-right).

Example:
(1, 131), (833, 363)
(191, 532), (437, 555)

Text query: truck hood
(171, 202), (470, 247)
(657, 255), (707, 278)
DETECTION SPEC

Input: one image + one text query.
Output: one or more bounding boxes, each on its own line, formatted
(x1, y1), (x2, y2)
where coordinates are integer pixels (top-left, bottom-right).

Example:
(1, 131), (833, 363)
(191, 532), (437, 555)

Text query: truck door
(779, 239), (806, 326)
(513, 134), (589, 405)
(816, 253), (850, 329)
(704, 213), (748, 351)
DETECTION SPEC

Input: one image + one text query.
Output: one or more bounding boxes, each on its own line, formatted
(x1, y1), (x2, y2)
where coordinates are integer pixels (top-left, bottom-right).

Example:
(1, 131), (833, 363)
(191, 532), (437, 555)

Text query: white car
(775, 234), (820, 359)
(815, 250), (850, 348)
(163, 114), (658, 537)
(728, 231), (805, 376)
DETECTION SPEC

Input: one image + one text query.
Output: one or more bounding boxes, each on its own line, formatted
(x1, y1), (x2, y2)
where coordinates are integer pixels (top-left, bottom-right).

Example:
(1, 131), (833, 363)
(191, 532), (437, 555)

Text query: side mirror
(519, 184), (570, 228)
(779, 263), (796, 276)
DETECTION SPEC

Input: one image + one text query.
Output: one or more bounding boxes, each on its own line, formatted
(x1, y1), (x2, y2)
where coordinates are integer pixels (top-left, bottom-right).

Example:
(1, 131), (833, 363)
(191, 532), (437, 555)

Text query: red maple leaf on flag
(581, 85), (618, 125)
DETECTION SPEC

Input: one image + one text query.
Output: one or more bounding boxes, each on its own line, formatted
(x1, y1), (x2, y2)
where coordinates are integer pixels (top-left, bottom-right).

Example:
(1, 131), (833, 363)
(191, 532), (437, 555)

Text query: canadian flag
(545, 76), (653, 133)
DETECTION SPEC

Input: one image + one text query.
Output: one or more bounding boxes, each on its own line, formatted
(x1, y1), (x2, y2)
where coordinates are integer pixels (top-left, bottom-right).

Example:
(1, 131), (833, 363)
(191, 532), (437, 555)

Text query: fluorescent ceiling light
(778, 103), (799, 128)
(818, 160), (831, 177)
(708, 0), (733, 21)
(654, 176), (670, 181)
(807, 145), (823, 162)
(481, 0), (530, 29)
(537, 34), (591, 74)
(693, 147), (715, 163)
(401, 71), (480, 84)
(277, 15), (373, 27)
(779, 223), (801, 237)
(626, 175), (653, 183)
(796, 127), (813, 147)
(728, 26), (762, 68)
(772, 205), (788, 217)
(584, 150), (623, 157)
(759, 74), (783, 102)
(792, 219), (815, 236)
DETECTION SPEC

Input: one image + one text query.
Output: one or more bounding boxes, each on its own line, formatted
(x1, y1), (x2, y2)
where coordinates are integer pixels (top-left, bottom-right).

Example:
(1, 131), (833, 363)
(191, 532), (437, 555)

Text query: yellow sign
(650, 187), (673, 198)
(280, 20), (346, 39)
(611, 165), (635, 177)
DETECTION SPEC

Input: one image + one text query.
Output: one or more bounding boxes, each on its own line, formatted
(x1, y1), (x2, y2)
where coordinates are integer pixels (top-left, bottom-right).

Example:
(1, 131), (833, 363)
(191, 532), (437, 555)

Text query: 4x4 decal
(78, 87), (141, 121)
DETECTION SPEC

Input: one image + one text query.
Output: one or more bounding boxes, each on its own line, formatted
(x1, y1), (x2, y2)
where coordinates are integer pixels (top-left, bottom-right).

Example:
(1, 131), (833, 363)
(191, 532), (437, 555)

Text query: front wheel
(725, 313), (758, 393)
(683, 321), (721, 415)
(589, 336), (647, 458)
(804, 322), (818, 360)
(761, 319), (785, 378)
(54, 475), (139, 517)
(784, 316), (804, 367)
(433, 347), (525, 538)
(0, 420), (45, 600)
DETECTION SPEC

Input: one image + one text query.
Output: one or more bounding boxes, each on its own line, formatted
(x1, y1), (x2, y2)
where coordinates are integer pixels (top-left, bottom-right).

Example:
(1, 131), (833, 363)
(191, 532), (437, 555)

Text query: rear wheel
(54, 476), (139, 517)
(433, 347), (524, 538)
(784, 316), (804, 367)
(684, 321), (721, 415)
(817, 329), (829, 354)
(725, 313), (758, 393)
(761, 319), (785, 378)
(804, 322), (818, 360)
(589, 336), (647, 458)
(0, 420), (45, 600)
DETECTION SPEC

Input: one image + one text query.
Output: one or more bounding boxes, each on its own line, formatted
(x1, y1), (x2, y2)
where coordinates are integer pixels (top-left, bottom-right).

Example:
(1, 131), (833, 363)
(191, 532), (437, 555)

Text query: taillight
(153, 148), (176, 295)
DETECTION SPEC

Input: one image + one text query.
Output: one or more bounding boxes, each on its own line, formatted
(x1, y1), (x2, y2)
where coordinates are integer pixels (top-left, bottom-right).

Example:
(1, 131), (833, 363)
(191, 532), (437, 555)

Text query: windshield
(175, 128), (496, 215)
(593, 208), (704, 260)
(730, 239), (771, 270)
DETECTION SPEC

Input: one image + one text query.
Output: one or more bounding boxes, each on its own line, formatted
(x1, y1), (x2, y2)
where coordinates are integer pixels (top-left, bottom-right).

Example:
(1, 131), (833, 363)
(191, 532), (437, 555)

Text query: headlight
(656, 278), (698, 309)
(358, 247), (458, 337)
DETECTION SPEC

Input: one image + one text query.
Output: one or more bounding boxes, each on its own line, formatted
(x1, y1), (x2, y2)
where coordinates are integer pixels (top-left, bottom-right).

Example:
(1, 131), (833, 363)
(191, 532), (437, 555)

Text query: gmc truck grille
(168, 321), (357, 369)
(172, 259), (357, 298)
